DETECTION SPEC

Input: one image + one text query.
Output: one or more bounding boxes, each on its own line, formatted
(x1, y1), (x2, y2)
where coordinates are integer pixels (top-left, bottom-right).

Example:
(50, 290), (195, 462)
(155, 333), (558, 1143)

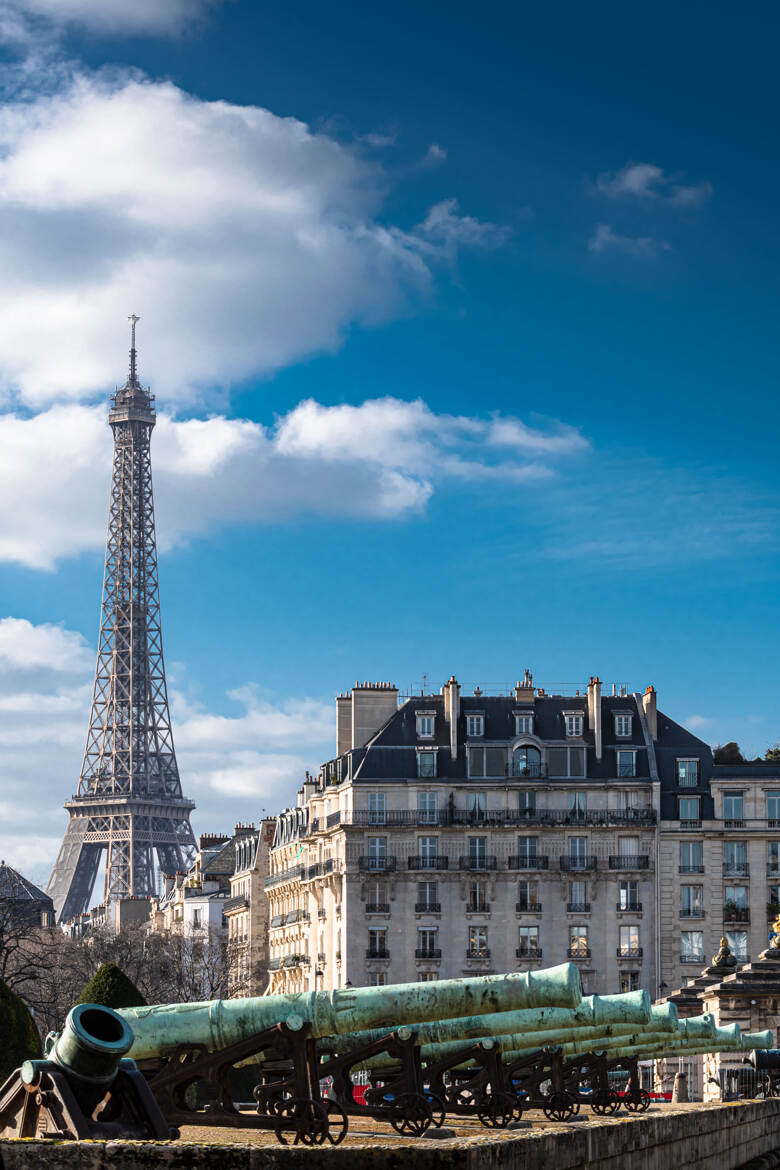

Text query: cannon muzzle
(29, 1003), (134, 1113)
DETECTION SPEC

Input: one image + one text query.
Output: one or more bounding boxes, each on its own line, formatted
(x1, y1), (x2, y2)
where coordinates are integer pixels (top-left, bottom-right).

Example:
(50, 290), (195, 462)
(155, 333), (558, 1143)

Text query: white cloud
(596, 162), (712, 207)
(0, 397), (587, 570)
(0, 616), (334, 887)
(588, 223), (671, 257)
(685, 714), (715, 731)
(0, 74), (506, 408)
(1, 0), (218, 36)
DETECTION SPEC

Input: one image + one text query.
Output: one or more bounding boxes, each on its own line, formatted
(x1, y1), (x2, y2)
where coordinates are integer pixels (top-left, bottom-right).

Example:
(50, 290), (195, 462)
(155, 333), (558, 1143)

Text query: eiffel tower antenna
(47, 318), (196, 924)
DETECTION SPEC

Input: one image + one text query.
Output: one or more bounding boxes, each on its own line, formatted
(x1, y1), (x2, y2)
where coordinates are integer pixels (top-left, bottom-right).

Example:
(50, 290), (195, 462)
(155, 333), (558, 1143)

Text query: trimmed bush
(0, 980), (42, 1082)
(77, 962), (147, 1010)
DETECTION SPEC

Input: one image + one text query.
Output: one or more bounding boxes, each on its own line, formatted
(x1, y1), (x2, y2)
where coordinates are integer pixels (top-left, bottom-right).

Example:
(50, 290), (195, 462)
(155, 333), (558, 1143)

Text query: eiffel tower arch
(47, 318), (196, 923)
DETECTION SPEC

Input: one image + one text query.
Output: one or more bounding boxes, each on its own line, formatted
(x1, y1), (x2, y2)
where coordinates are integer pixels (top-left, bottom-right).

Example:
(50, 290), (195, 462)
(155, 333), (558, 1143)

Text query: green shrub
(77, 962), (147, 1010)
(0, 980), (42, 1082)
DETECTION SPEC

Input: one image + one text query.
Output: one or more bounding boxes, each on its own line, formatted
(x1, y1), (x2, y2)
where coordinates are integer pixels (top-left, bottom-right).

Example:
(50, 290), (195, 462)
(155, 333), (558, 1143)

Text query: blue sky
(0, 0), (777, 880)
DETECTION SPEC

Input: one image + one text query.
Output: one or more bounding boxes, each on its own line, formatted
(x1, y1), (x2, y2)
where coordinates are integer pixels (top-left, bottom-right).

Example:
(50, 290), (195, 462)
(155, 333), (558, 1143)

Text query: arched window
(512, 745), (542, 777)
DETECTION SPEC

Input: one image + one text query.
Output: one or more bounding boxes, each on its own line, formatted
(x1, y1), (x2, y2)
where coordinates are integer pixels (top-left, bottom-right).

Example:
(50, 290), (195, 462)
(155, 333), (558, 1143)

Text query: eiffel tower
(47, 317), (196, 923)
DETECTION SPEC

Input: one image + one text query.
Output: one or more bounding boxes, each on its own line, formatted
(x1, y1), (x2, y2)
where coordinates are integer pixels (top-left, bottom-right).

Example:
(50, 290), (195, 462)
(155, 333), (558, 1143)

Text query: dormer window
(467, 714), (484, 738)
(614, 714), (632, 738)
(416, 713), (435, 739)
(565, 714), (584, 738)
(515, 714), (533, 735)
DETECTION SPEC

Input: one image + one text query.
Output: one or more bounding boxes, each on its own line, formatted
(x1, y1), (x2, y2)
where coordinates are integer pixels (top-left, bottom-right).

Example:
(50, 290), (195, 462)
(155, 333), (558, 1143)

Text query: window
(619, 925), (640, 955)
(680, 841), (703, 872)
(618, 880), (638, 910)
(568, 837), (587, 868)
(468, 880), (488, 912)
(569, 792), (587, 821)
(418, 836), (438, 864)
(617, 750), (636, 778)
(518, 790), (537, 818)
(417, 926), (438, 957)
(725, 840), (747, 875)
(367, 836), (387, 869)
(680, 886), (703, 917)
(681, 930), (704, 961)
(418, 791), (438, 824)
(725, 884), (747, 909)
(677, 759), (700, 786)
(512, 745), (541, 777)
(416, 713), (434, 739)
(192, 909), (201, 929)
(417, 881), (438, 910)
(569, 924), (589, 956)
(620, 971), (640, 993)
(518, 926), (540, 956)
(515, 714), (534, 735)
(769, 885), (780, 912)
(468, 925), (488, 957)
(368, 972), (387, 985)
(365, 880), (387, 911)
(569, 879), (587, 909)
(467, 714), (485, 737)
(468, 836), (487, 867)
(615, 715), (632, 738)
(468, 792), (487, 823)
(725, 930), (748, 961)
(368, 927), (387, 957)
(417, 750), (437, 778)
(368, 792), (387, 824)
(469, 746), (507, 777)
(769, 842), (780, 875)
(565, 714), (584, 737)
(679, 797), (700, 822)
(517, 880), (537, 910)
(767, 792), (780, 823)
(723, 792), (744, 820)
(516, 836), (538, 863)
(547, 747), (586, 778)
(418, 971), (438, 982)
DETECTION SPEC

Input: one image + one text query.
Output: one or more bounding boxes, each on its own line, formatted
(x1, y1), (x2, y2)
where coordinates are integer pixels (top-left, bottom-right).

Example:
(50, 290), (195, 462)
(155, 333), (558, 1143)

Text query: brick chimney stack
(643, 685), (658, 740)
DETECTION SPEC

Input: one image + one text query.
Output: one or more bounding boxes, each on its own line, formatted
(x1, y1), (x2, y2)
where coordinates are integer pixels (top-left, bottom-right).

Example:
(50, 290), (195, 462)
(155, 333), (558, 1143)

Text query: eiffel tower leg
(47, 818), (103, 923)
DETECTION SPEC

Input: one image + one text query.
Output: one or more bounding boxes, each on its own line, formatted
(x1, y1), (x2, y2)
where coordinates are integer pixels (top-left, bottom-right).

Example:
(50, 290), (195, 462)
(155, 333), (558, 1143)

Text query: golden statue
(711, 937), (737, 968)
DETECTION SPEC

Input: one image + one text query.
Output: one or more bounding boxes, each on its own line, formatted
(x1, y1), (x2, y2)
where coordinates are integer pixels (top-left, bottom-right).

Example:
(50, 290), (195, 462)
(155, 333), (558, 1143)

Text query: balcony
(511, 763), (545, 778)
(408, 855), (449, 870)
(467, 902), (490, 914)
(769, 819), (780, 830)
(318, 909), (327, 920)
(366, 948), (390, 960)
(270, 914), (284, 928)
(264, 864), (304, 889)
(516, 902), (542, 913)
(679, 864), (704, 874)
(282, 954), (310, 968)
(680, 820), (702, 830)
(768, 865), (780, 878)
(609, 855), (650, 870)
(508, 855), (549, 870)
(223, 894), (248, 913)
(365, 903), (390, 914)
(415, 948), (442, 959)
(567, 947), (591, 959)
(358, 856), (397, 872)
(724, 863), (749, 877)
(317, 952), (326, 964)
(415, 901), (441, 913)
(617, 947), (643, 959)
(616, 902), (642, 913)
(680, 953), (704, 964)
(268, 958), (281, 971)
(680, 910), (705, 919)
(326, 811), (342, 828)
(560, 856), (598, 872)
(566, 902), (591, 913)
(459, 856), (498, 871)
(516, 947), (543, 959)
(284, 909), (309, 924)
(466, 949), (491, 959)
(724, 819), (745, 829)
(724, 906), (750, 923)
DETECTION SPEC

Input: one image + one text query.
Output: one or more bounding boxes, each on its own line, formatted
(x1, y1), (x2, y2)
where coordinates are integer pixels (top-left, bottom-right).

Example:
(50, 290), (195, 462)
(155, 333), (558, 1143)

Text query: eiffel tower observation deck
(47, 317), (196, 923)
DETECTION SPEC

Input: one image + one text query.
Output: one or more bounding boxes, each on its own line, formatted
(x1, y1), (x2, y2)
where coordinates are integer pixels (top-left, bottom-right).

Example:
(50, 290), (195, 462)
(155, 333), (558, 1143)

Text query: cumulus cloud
(588, 223), (671, 257)
(0, 0), (218, 36)
(0, 74), (507, 408)
(0, 617), (334, 886)
(596, 162), (712, 207)
(0, 396), (586, 569)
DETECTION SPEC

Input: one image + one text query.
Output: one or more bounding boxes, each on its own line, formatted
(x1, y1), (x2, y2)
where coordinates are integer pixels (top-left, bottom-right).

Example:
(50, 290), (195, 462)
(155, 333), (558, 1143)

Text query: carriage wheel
(425, 1093), (447, 1128)
(477, 1091), (517, 1128)
(274, 1097), (329, 1145)
(389, 1093), (432, 1137)
(324, 1100), (348, 1145)
(543, 1091), (574, 1122)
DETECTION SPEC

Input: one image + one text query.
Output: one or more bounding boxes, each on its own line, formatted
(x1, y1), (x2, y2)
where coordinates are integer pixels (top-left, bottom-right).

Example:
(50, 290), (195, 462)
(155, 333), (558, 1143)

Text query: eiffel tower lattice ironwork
(47, 317), (196, 923)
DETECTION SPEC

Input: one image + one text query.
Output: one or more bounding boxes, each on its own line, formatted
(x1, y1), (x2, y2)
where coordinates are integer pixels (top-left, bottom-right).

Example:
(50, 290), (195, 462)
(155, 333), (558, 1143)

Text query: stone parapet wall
(2, 1100), (780, 1169)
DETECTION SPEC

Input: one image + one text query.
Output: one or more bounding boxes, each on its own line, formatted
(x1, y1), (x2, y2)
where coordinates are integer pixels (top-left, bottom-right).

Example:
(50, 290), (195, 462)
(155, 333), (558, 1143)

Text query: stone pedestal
(672, 1072), (689, 1102)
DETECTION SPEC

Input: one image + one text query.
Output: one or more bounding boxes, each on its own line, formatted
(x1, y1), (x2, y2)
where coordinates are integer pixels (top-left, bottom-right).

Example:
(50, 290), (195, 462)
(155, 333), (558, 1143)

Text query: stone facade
(224, 818), (275, 997)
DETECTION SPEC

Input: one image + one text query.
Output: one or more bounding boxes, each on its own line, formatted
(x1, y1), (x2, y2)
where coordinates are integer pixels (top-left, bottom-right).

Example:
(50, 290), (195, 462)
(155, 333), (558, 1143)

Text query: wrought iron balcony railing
(467, 902), (490, 913)
(365, 903), (390, 914)
(365, 948), (389, 960)
(466, 949), (491, 959)
(560, 856), (598, 871)
(415, 948), (442, 959)
(617, 947), (643, 959)
(680, 953), (704, 964)
(616, 901), (642, 913)
(415, 901), (441, 913)
(516, 901), (542, 913)
(567, 947), (591, 959)
(516, 947), (542, 959)
(608, 855), (650, 870)
(358, 856), (397, 872)
(458, 856), (498, 871)
(508, 856), (549, 870)
(408, 855), (449, 870)
(566, 902), (591, 913)
(724, 907), (750, 923)
(724, 862), (749, 876)
(678, 864), (704, 874)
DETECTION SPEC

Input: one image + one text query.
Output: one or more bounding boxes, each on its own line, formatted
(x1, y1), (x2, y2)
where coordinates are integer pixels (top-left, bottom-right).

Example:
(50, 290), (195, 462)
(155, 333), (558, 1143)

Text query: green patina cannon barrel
(23, 1002), (134, 1113)
(119, 962), (582, 1061)
(317, 989), (654, 1058)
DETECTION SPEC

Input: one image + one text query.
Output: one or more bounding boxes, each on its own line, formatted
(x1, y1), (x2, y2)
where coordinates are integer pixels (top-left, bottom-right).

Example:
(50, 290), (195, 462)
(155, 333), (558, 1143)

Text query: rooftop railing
(307, 808), (656, 830)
